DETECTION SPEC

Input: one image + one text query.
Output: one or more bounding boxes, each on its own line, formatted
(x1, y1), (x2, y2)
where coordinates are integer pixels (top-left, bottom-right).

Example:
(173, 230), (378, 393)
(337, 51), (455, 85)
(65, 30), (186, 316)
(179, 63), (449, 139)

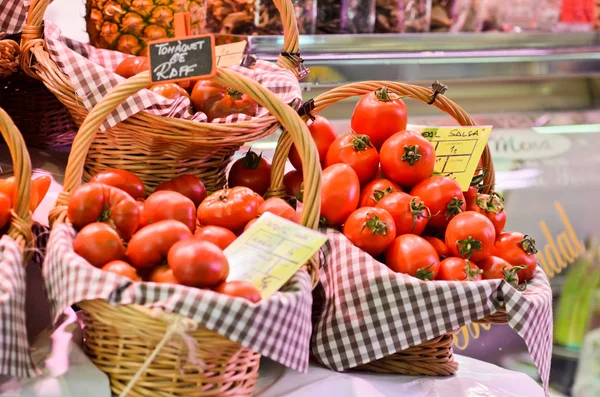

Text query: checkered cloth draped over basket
(43, 224), (313, 371)
(42, 22), (303, 132)
(0, 0), (30, 35)
(312, 230), (553, 394)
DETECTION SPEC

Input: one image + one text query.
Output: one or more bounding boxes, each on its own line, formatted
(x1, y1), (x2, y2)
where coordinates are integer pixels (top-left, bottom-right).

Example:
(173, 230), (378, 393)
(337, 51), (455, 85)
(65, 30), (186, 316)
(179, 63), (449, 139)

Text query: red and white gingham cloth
(42, 22), (303, 132)
(0, 0), (30, 35)
(43, 224), (313, 372)
(312, 230), (553, 395)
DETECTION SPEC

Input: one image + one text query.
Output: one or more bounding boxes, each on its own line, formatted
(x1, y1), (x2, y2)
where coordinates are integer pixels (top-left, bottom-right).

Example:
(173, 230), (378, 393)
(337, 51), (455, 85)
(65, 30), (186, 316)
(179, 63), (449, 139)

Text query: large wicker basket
(47, 67), (321, 396)
(283, 81), (503, 376)
(21, 0), (305, 192)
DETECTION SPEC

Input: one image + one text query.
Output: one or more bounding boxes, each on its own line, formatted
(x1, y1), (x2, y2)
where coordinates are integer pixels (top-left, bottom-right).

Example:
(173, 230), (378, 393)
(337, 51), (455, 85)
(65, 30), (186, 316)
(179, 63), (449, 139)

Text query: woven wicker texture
(21, 0), (304, 192)
(0, 107), (33, 258)
(0, 36), (20, 78)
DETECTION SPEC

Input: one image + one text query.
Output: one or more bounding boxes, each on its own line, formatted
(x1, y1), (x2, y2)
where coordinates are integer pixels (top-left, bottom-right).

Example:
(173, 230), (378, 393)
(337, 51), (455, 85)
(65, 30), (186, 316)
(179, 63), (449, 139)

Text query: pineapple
(86, 0), (207, 55)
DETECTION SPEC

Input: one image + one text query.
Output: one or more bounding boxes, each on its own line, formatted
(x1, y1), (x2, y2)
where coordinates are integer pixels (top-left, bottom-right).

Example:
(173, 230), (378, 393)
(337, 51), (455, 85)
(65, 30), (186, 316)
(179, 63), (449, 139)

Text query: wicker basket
(282, 80), (502, 376)
(48, 67), (321, 396)
(21, 0), (305, 193)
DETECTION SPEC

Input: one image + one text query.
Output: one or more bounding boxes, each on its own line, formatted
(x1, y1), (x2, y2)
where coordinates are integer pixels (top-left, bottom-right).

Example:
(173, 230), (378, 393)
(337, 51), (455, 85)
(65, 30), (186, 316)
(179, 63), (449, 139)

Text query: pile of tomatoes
(68, 167), (301, 303)
(283, 86), (538, 287)
(115, 56), (258, 121)
(0, 175), (51, 232)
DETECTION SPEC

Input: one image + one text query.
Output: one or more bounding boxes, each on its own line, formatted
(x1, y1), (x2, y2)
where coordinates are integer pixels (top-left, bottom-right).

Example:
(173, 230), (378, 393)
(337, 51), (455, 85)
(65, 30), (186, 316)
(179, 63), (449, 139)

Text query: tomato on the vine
(359, 179), (400, 207)
(73, 222), (126, 268)
(343, 207), (396, 256)
(68, 183), (140, 240)
(191, 81), (258, 121)
(376, 192), (430, 236)
(445, 211), (496, 262)
(325, 134), (380, 186)
(423, 236), (450, 260)
(289, 115), (337, 170)
(380, 130), (436, 188)
(283, 170), (304, 201)
(437, 258), (483, 281)
(320, 164), (360, 227)
(215, 280), (262, 303)
(141, 190), (197, 233)
(259, 198), (300, 223)
(127, 219), (192, 270)
(350, 86), (408, 150)
(385, 234), (440, 280)
(168, 239), (229, 288)
(101, 260), (141, 281)
(155, 174), (207, 207)
(89, 169), (146, 200)
(478, 256), (524, 289)
(491, 232), (538, 282)
(194, 226), (237, 250)
(468, 192), (507, 236)
(228, 150), (271, 196)
(410, 176), (466, 231)
(198, 186), (263, 232)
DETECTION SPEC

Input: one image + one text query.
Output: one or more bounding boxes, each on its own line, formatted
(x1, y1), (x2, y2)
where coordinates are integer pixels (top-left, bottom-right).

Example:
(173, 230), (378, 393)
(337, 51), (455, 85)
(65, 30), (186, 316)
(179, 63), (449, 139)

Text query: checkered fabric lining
(0, 0), (30, 35)
(311, 229), (553, 394)
(43, 224), (313, 372)
(42, 22), (303, 132)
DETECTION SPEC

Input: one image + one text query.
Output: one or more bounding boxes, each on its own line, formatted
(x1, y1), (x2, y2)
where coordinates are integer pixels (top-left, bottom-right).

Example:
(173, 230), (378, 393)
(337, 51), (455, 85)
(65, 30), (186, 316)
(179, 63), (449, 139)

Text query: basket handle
(0, 108), (34, 256)
(20, 0), (303, 77)
(271, 81), (495, 194)
(50, 68), (321, 232)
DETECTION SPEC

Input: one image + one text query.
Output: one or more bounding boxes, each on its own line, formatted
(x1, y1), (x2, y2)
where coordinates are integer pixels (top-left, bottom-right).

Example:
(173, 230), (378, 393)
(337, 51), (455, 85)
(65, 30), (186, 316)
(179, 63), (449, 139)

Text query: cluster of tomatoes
(67, 167), (301, 303)
(115, 56), (258, 121)
(281, 86), (538, 286)
(0, 175), (51, 231)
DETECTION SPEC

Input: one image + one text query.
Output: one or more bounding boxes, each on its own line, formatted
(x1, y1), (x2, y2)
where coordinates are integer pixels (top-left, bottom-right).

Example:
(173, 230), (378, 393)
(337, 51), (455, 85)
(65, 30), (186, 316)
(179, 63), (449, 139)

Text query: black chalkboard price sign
(147, 34), (216, 84)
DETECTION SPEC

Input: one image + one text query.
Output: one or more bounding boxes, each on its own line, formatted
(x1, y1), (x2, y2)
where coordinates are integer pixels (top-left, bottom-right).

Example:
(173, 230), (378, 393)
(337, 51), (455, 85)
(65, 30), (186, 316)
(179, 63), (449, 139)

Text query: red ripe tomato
(115, 56), (148, 78)
(101, 260), (141, 281)
(142, 190), (197, 233)
(491, 232), (538, 282)
(194, 226), (237, 250)
(445, 211), (496, 262)
(289, 115), (337, 171)
(437, 258), (483, 281)
(150, 83), (190, 100)
(0, 192), (11, 229)
(73, 222), (126, 268)
(359, 179), (400, 207)
(228, 150), (272, 196)
(325, 134), (380, 186)
(385, 234), (440, 280)
(197, 186), (263, 232)
(150, 265), (179, 284)
(68, 183), (140, 240)
(168, 239), (229, 288)
(190, 80), (258, 121)
(259, 198), (300, 223)
(350, 86), (408, 150)
(380, 130), (436, 188)
(215, 280), (262, 303)
(30, 175), (51, 212)
(423, 236), (450, 260)
(478, 256), (523, 288)
(126, 219), (192, 270)
(376, 192), (430, 236)
(244, 218), (258, 231)
(320, 164), (360, 227)
(464, 185), (479, 209)
(283, 170), (304, 200)
(468, 192), (507, 236)
(89, 169), (146, 200)
(410, 176), (466, 231)
(343, 207), (396, 256)
(155, 174), (207, 207)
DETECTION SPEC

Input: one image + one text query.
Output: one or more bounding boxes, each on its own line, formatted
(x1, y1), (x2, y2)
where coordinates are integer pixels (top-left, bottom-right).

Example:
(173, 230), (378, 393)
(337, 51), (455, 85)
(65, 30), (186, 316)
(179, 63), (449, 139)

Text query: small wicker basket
(21, 0), (306, 193)
(47, 67), (321, 396)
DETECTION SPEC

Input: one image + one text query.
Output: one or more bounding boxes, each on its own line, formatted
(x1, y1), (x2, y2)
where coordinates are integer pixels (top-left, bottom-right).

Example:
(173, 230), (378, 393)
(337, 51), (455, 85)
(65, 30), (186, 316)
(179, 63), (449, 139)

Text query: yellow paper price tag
(224, 212), (327, 299)
(215, 41), (247, 67)
(409, 125), (493, 191)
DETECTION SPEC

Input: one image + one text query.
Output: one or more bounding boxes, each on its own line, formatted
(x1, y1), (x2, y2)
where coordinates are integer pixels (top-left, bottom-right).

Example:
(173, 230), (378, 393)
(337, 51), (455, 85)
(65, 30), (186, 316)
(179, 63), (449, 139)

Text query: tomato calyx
(477, 192), (505, 214)
(455, 236), (482, 259)
(401, 145), (422, 166)
(319, 215), (328, 228)
(415, 263), (435, 281)
(374, 86), (400, 102)
(463, 260), (483, 281)
(226, 88), (244, 100)
(471, 172), (486, 187)
(503, 265), (527, 291)
(521, 235), (539, 255)
(372, 187), (394, 203)
(409, 197), (431, 231)
(360, 213), (389, 235)
(98, 207), (118, 230)
(445, 197), (465, 219)
(241, 150), (264, 170)
(348, 134), (374, 151)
